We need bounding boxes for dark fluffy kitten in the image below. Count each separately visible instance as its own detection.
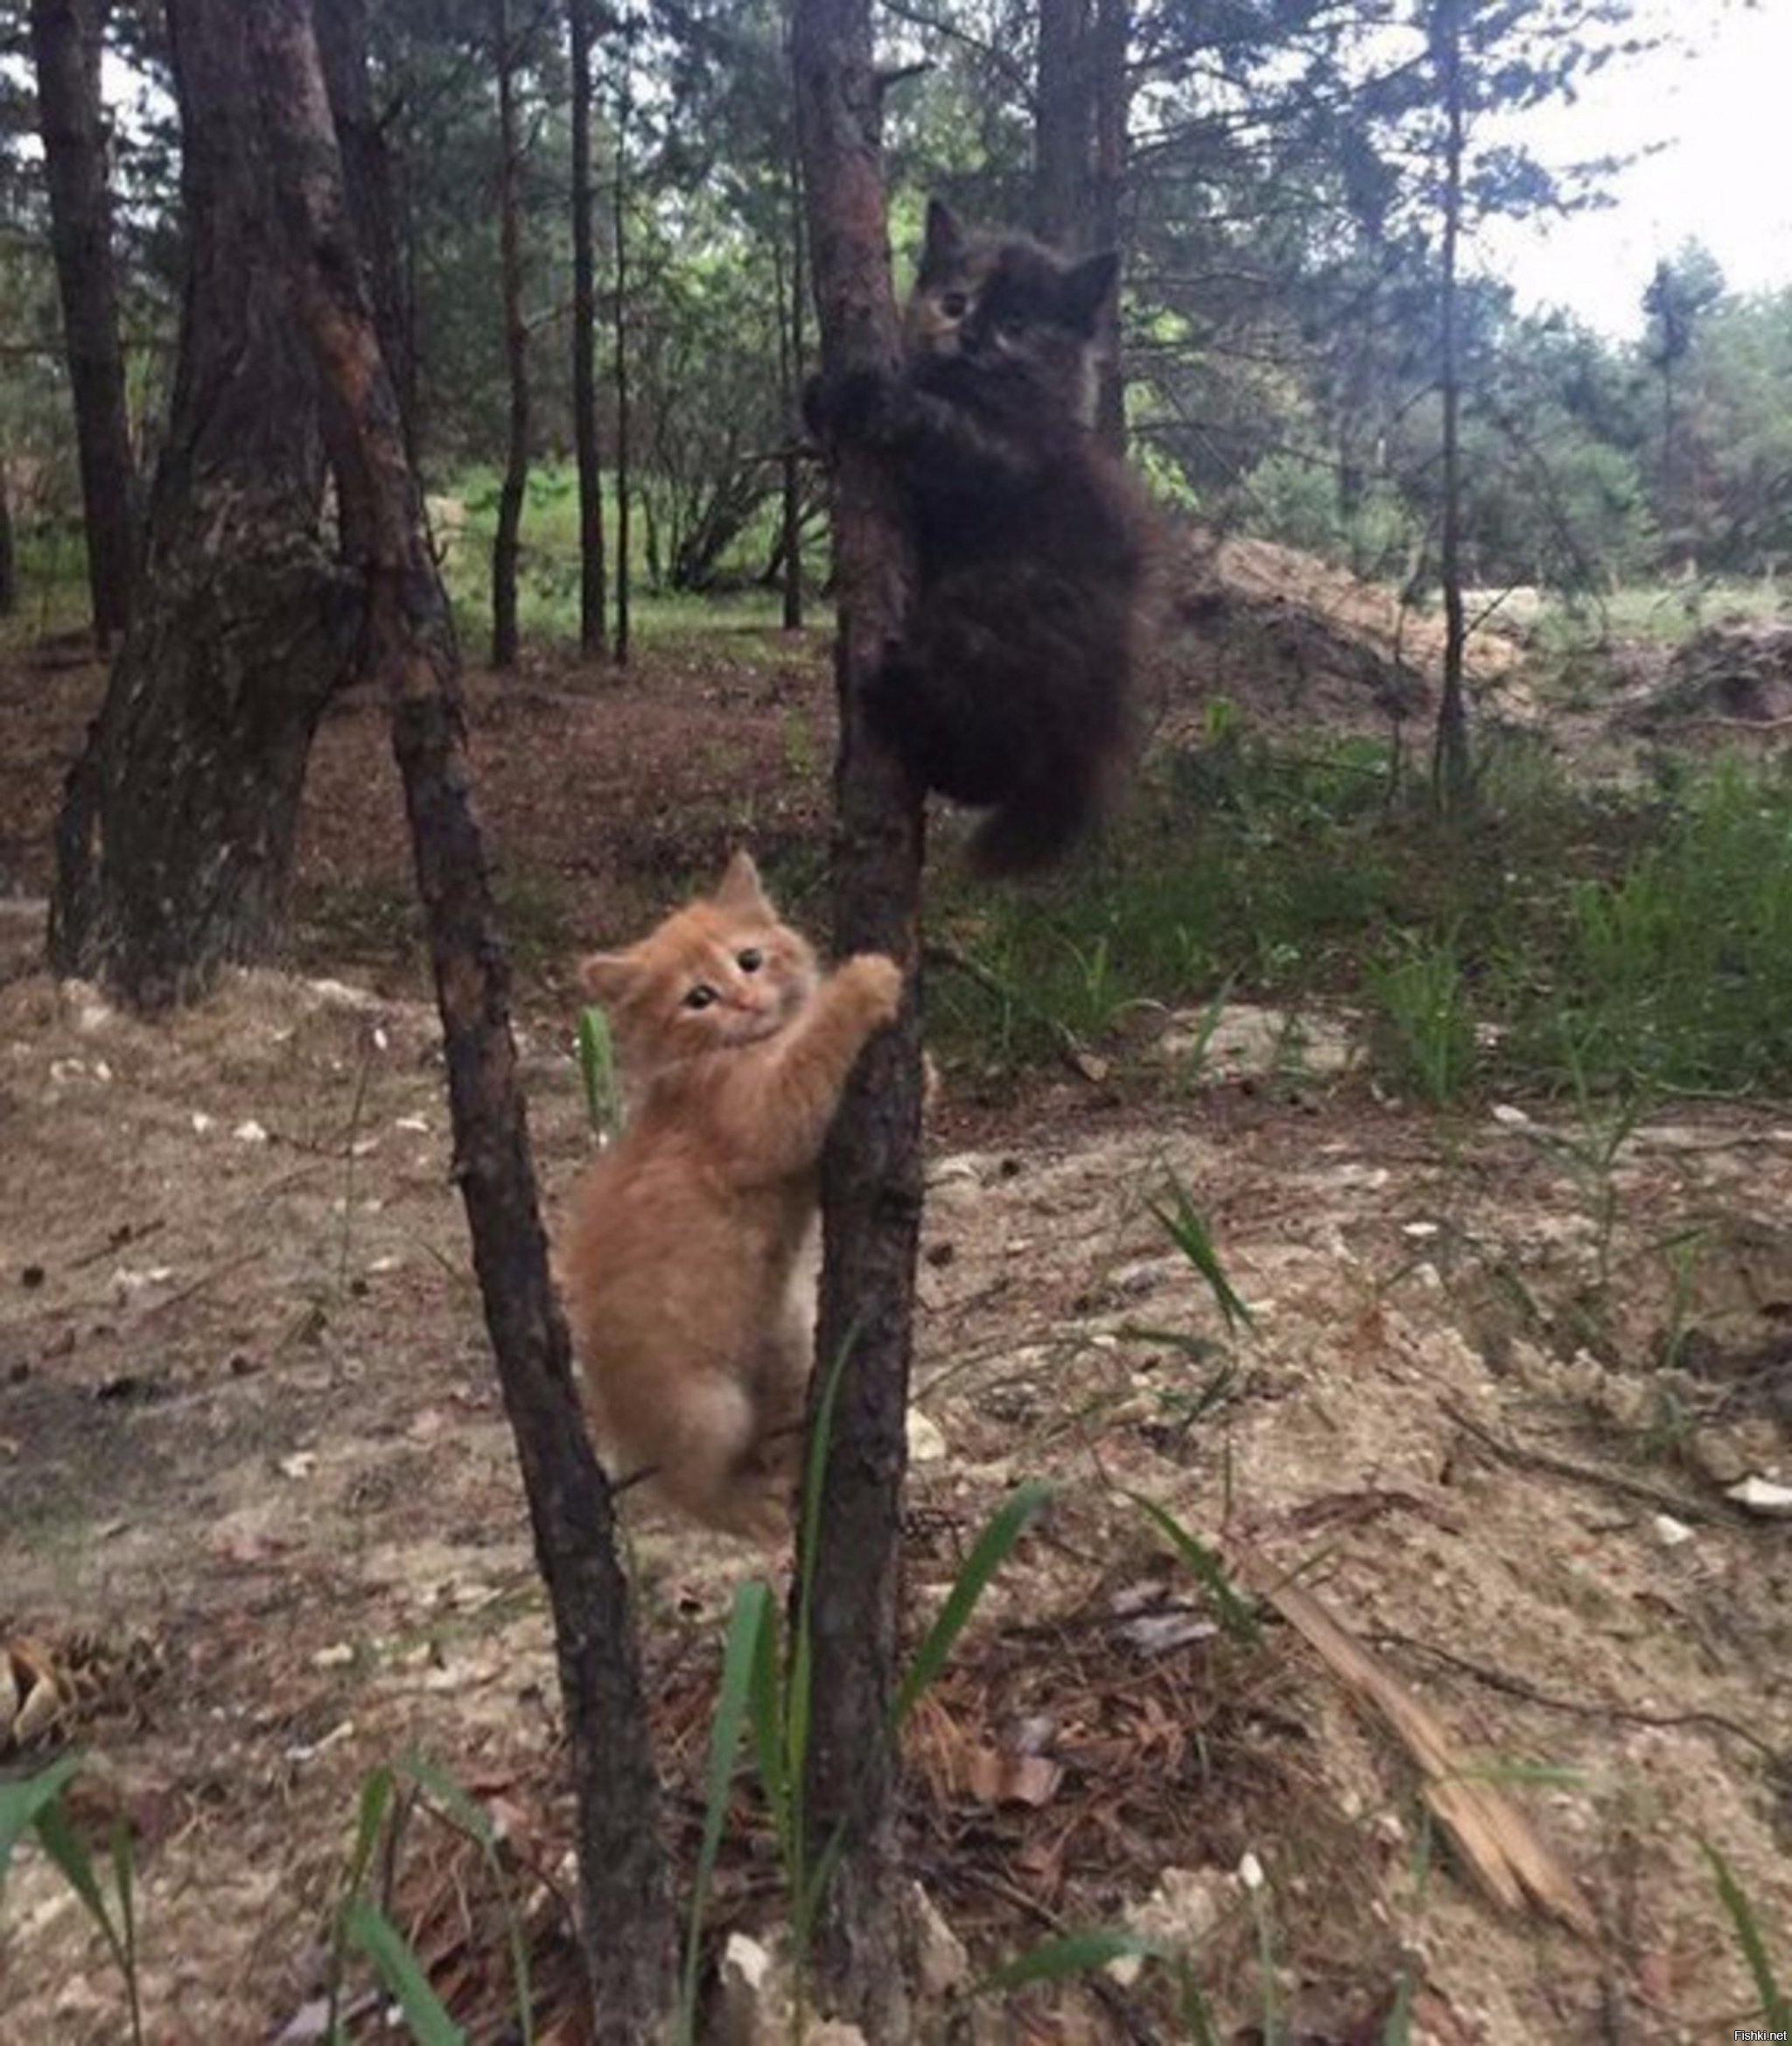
[806,199,1148,876]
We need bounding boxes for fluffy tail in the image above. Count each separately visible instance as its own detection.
[965,767,1102,879]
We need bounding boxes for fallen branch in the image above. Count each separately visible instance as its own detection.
[1440,1398,1744,1527]
[1241,1566,1596,1938]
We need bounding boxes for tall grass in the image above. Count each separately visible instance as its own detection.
[932,734,1792,1106]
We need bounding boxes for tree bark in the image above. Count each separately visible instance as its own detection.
[491,0,529,669]
[610,18,632,667]
[249,3,676,2032]
[29,0,137,642]
[1431,0,1470,805]
[568,0,606,656]
[790,0,926,2034]
[312,0,412,455]
[1034,0,1091,248]
[777,142,807,632]
[1090,0,1129,452]
[47,0,358,1011]
[0,452,15,616]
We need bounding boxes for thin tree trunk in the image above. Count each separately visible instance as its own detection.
[47,0,357,1010]
[312,0,411,456]
[0,452,15,615]
[569,0,606,656]
[790,0,926,2032]
[1034,0,1090,247]
[491,0,528,669]
[1090,0,1129,452]
[250,4,675,2031]
[1432,0,1469,806]
[610,20,632,668]
[774,165,806,632]
[30,0,137,642]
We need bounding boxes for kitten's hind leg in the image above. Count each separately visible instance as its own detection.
[652,1376,791,1542]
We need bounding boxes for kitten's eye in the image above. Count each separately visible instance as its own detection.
[683,984,718,1011]
[737,948,764,972]
[940,291,969,319]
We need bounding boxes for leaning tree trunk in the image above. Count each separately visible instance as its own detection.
[47,0,358,1011]
[250,1,676,2029]
[312,0,411,456]
[568,0,606,656]
[30,0,138,642]
[790,0,927,2032]
[491,0,529,669]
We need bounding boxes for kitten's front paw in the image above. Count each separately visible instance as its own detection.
[804,367,898,444]
[839,952,905,1028]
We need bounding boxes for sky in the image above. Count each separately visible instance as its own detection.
[1479,2,1792,339]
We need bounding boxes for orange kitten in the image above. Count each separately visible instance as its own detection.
[561,852,903,1540]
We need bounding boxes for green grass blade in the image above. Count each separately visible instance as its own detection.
[1125,1490,1260,1643]
[1147,1171,1256,1335]
[982,1927,1163,1992]
[746,1592,791,1858]
[31,1797,120,1955]
[0,1751,83,1893]
[892,1480,1054,1732]
[400,1755,534,2046]
[576,1006,621,1140]
[343,1897,467,2044]
[679,1581,774,2046]
[1700,1839,1789,2029]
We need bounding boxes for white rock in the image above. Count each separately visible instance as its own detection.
[1725,1475,1792,1518]
[906,1409,948,1463]
[1652,1513,1696,1548]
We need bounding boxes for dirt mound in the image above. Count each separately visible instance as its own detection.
[1621,618,1792,734]
[1153,529,1526,741]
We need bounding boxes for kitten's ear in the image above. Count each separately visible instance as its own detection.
[580,951,636,1005]
[712,849,772,917]
[921,198,964,273]
[1061,249,1120,334]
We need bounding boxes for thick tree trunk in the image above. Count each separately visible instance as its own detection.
[569,0,606,656]
[790,0,926,2034]
[29,0,137,642]
[47,0,357,1011]
[1432,0,1470,804]
[491,0,529,669]
[249,3,676,2031]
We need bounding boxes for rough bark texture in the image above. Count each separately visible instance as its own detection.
[312,0,412,454]
[491,0,529,669]
[249,2,676,2031]
[1034,0,1091,247]
[791,0,926,2035]
[47,0,358,1011]
[30,0,137,641]
[569,0,607,655]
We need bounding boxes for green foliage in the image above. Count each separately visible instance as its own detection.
[934,735,1792,1110]
[0,1754,145,2046]
[1700,1839,1789,2034]
[576,1005,622,1142]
